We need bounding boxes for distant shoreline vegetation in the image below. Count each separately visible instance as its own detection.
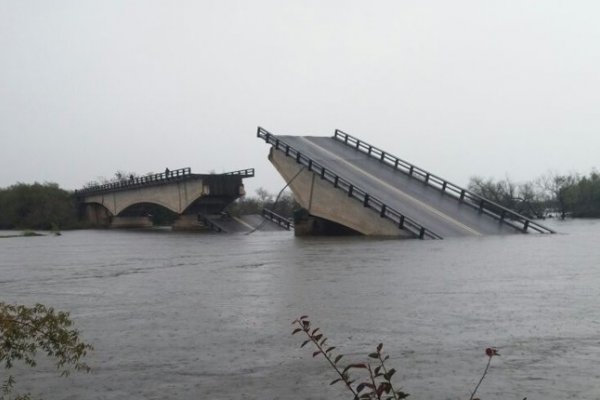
[0,183,80,230]
[467,170,600,219]
[0,230,47,239]
[0,170,598,230]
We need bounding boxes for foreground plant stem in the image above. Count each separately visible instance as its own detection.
[378,352,400,400]
[469,348,499,400]
[294,319,358,398]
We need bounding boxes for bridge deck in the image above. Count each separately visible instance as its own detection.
[278,135,515,237]
[265,131,554,238]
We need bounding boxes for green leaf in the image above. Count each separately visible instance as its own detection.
[368,352,379,359]
[356,382,375,393]
[384,368,396,381]
[335,354,344,364]
[330,378,341,385]
[312,350,321,358]
[377,343,383,352]
[326,346,336,353]
[292,328,302,335]
[343,363,367,373]
[378,382,392,394]
[356,383,366,393]
[300,340,310,348]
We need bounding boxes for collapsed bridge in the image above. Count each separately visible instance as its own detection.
[76,168,255,229]
[257,127,554,239]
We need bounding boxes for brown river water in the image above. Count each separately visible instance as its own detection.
[1,219,599,399]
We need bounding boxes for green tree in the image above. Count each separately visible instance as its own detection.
[0,302,92,399]
[0,183,79,230]
[563,171,600,217]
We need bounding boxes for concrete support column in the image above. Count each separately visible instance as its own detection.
[294,209,360,236]
[110,216,153,229]
[84,204,111,227]
[172,214,209,231]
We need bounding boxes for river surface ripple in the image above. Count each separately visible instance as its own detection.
[1,219,599,399]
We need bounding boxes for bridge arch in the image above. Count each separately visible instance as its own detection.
[116,200,180,216]
[80,179,209,216]
[76,169,252,229]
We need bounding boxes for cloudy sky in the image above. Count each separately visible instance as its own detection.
[1,1,599,194]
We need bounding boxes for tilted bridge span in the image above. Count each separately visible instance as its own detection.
[257,127,554,239]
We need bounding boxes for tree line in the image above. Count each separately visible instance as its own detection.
[0,183,80,230]
[468,170,600,219]
[1,169,598,230]
[0,181,298,230]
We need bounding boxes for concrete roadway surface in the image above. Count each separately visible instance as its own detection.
[275,135,520,238]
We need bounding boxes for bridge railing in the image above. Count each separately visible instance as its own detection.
[262,208,293,230]
[333,129,555,234]
[76,167,192,195]
[224,168,255,178]
[257,127,442,239]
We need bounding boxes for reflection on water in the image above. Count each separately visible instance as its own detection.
[1,219,599,399]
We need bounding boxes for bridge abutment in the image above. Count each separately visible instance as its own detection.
[83,204,112,227]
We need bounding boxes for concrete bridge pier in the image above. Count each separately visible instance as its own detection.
[83,203,112,227]
[172,214,208,231]
[110,216,153,228]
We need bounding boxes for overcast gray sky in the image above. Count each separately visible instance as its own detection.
[1,1,599,195]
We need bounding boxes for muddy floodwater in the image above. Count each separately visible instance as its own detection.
[1,219,599,399]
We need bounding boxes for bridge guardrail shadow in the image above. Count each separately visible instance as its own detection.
[258,127,442,239]
[332,129,555,234]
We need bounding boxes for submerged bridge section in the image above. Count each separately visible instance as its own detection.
[76,167,254,229]
[258,127,554,239]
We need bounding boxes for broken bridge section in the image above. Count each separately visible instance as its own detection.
[257,127,555,239]
[76,167,254,229]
